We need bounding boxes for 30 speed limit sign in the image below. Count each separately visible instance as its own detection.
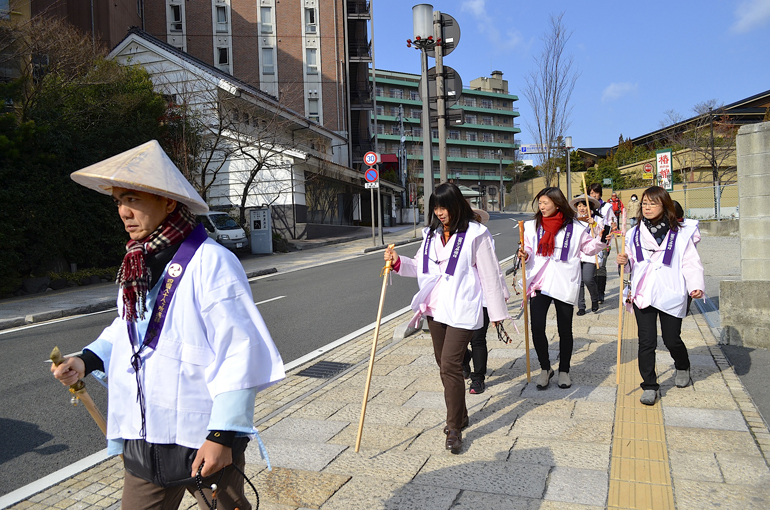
[363,151,379,167]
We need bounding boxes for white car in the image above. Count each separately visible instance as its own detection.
[197,212,248,251]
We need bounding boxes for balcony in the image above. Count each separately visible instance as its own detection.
[348,42,372,62]
[350,88,373,110]
[347,0,371,18]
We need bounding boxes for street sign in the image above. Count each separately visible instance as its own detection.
[365,182,380,189]
[643,162,654,180]
[427,13,461,58]
[363,151,379,167]
[603,178,613,186]
[656,149,673,191]
[519,144,548,154]
[430,108,464,128]
[364,167,379,183]
[419,66,463,109]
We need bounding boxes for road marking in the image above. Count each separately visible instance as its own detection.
[492,232,501,237]
[0,308,117,335]
[255,296,285,306]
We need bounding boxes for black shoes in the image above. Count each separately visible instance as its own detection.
[445,430,462,454]
[576,309,586,316]
[469,380,485,394]
[592,301,600,312]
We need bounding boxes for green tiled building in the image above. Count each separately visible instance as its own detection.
[371,69,520,210]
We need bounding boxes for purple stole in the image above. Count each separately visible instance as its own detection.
[634,226,677,267]
[536,222,574,261]
[423,230,467,276]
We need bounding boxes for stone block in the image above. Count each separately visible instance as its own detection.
[663,408,748,431]
[738,196,770,218]
[543,466,608,507]
[740,259,770,281]
[739,217,770,239]
[739,175,770,198]
[720,280,770,348]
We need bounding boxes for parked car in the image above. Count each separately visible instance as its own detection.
[196,212,248,251]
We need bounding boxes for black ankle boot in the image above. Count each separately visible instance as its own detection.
[596,276,606,302]
[592,301,599,312]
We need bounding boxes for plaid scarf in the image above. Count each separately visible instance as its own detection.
[117,204,197,322]
[537,211,564,258]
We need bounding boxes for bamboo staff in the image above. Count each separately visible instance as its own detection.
[616,208,627,385]
[581,174,600,268]
[355,244,396,452]
[518,221,531,383]
[50,346,107,436]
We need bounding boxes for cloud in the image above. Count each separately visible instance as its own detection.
[732,0,770,33]
[601,82,638,103]
[460,0,521,51]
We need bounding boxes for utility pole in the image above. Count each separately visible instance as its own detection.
[498,149,503,212]
[434,10,447,184]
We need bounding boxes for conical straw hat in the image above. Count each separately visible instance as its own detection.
[71,140,208,214]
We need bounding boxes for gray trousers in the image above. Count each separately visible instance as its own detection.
[578,261,599,309]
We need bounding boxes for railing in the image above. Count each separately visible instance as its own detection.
[347,0,370,16]
[348,42,372,59]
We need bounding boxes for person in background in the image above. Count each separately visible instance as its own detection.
[626,194,641,228]
[610,192,624,218]
[588,183,617,303]
[384,183,509,454]
[517,187,610,390]
[617,186,704,406]
[570,194,604,315]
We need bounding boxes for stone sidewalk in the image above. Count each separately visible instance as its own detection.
[6,259,770,510]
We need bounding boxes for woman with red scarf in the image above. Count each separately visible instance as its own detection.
[517,188,610,390]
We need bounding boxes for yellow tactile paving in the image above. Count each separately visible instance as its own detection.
[608,308,676,510]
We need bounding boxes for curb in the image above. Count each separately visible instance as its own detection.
[0,299,118,332]
[244,267,278,279]
[362,237,421,253]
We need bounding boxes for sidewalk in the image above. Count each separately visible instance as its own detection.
[4,232,770,510]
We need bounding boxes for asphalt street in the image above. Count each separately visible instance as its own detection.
[0,212,526,496]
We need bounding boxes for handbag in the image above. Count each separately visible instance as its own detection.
[123,439,198,487]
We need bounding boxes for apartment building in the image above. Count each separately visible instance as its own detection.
[372,69,520,210]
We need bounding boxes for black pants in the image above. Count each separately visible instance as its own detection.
[530,291,574,373]
[578,261,599,310]
[634,304,690,391]
[463,308,490,383]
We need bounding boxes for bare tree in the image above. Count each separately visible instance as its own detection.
[522,12,580,187]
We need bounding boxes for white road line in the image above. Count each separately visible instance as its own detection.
[492,232,501,237]
[0,308,117,335]
[255,296,285,306]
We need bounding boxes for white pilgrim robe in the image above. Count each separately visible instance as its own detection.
[86,238,285,450]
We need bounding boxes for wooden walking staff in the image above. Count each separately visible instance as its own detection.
[517,221,531,383]
[581,174,600,269]
[50,346,107,436]
[355,244,396,452]
[616,208,627,385]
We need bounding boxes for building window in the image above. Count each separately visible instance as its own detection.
[169,4,182,31]
[481,116,493,126]
[308,98,319,122]
[409,90,419,100]
[431,129,438,139]
[484,150,496,159]
[376,105,384,115]
[503,118,510,124]
[449,147,461,157]
[484,169,497,176]
[482,133,494,142]
[501,101,508,107]
[306,48,318,74]
[262,48,274,74]
[466,148,478,158]
[466,132,478,142]
[449,130,460,140]
[467,168,479,176]
[412,127,422,137]
[305,8,317,33]
[389,106,399,116]
[218,47,229,65]
[481,99,493,109]
[503,134,510,140]
[389,88,404,99]
[389,125,399,135]
[216,6,228,32]
[465,114,477,124]
[376,123,385,134]
[261,7,273,33]
[463,97,476,107]
[410,108,421,118]
[488,186,497,196]
[375,86,384,96]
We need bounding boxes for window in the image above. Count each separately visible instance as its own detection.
[306,48,318,74]
[376,105,384,115]
[412,127,422,137]
[389,106,399,116]
[481,116,493,126]
[243,112,250,126]
[261,7,273,33]
[410,108,421,118]
[262,48,274,74]
[216,6,228,32]
[466,148,478,158]
[375,86,384,96]
[484,150,496,159]
[467,168,479,176]
[488,187,497,196]
[465,114,477,124]
[431,129,438,139]
[463,97,476,107]
[466,132,478,142]
[482,133,494,142]
[169,4,182,31]
[449,130,460,140]
[449,147,461,157]
[502,118,509,124]
[389,125,399,135]
[389,88,404,99]
[501,101,508,107]
[307,98,319,122]
[217,47,229,65]
[409,90,420,100]
[484,169,497,176]
[376,124,385,134]
[481,99,493,109]
[305,8,317,33]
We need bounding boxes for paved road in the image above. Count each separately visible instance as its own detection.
[0,212,526,496]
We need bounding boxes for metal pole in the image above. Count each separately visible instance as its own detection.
[420,47,434,224]
[565,137,572,199]
[498,149,503,212]
[434,11,447,184]
[377,168,384,243]
[370,188,376,245]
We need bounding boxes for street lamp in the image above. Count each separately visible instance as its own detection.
[565,136,572,199]
[498,149,503,212]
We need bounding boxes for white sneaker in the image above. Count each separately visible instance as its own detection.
[640,389,659,405]
[558,371,572,388]
[536,369,554,390]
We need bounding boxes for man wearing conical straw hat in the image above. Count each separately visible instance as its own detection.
[50,140,284,509]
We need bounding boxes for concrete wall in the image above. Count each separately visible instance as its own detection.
[720,121,770,348]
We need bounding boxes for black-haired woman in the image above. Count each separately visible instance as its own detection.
[617,186,704,406]
[517,187,609,390]
[385,183,509,454]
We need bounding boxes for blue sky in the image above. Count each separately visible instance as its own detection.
[371,0,770,148]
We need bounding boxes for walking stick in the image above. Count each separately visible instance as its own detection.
[518,221,531,383]
[355,244,395,452]
[581,174,600,269]
[616,208,627,385]
[50,346,107,436]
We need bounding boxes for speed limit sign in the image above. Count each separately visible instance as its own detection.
[363,151,380,167]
